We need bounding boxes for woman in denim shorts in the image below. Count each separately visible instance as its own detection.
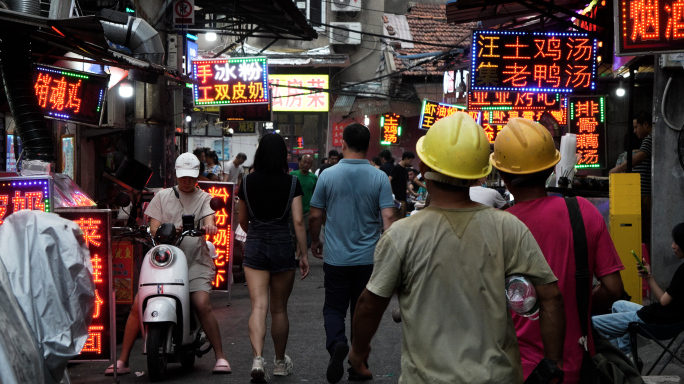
[238,133,310,382]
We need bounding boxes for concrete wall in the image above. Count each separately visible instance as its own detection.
[651,60,684,288]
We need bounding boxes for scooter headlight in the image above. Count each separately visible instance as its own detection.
[150,246,174,267]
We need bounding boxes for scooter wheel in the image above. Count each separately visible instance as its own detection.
[147,323,170,382]
[181,353,195,370]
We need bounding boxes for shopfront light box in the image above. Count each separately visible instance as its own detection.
[419,100,481,130]
[615,0,684,55]
[471,30,597,93]
[568,96,606,169]
[269,74,329,112]
[192,57,269,106]
[468,91,565,111]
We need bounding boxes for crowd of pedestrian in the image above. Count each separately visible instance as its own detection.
[106,113,683,384]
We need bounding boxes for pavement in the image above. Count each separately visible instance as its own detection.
[66,255,403,384]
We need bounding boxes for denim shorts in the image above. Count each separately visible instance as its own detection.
[243,227,297,273]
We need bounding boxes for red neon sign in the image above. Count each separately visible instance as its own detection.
[569,96,606,169]
[481,107,568,144]
[191,58,269,106]
[198,183,236,291]
[467,92,563,111]
[419,100,481,130]
[381,113,401,145]
[33,65,108,126]
[0,178,51,226]
[59,210,112,361]
[616,0,684,54]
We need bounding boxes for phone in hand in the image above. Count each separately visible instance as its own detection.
[631,250,646,271]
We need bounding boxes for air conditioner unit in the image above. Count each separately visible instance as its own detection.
[331,0,361,12]
[329,22,362,45]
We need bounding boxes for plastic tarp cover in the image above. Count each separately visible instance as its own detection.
[0,211,95,384]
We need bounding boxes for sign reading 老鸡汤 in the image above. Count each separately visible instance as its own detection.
[381,113,401,145]
[419,100,481,130]
[471,30,597,93]
[198,182,235,292]
[33,65,109,126]
[568,96,606,169]
[192,58,269,106]
[60,209,114,362]
[467,91,564,111]
[615,0,684,55]
[269,75,329,112]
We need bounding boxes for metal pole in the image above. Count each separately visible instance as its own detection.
[626,64,636,173]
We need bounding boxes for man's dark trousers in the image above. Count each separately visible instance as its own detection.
[323,262,374,355]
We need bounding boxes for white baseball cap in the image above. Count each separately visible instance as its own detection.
[176,152,200,178]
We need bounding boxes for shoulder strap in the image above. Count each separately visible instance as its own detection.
[565,197,592,343]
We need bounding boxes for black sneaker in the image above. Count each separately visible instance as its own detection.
[326,342,349,383]
[347,366,373,381]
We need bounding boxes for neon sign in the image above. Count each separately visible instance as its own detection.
[471,30,597,93]
[568,96,606,169]
[33,65,108,126]
[380,113,401,145]
[192,57,269,106]
[219,103,271,122]
[59,210,113,361]
[0,178,51,226]
[467,92,564,111]
[419,99,481,130]
[198,182,235,292]
[269,74,329,112]
[616,0,684,55]
[480,108,568,144]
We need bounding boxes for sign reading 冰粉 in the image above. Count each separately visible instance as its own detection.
[33,65,109,126]
[419,100,480,130]
[615,0,684,55]
[467,91,564,111]
[471,30,597,93]
[568,96,606,169]
[192,57,269,106]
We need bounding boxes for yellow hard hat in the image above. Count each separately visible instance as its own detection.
[416,112,492,180]
[490,117,560,174]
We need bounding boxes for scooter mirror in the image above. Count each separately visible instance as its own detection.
[209,197,226,211]
[155,223,177,245]
[115,192,131,207]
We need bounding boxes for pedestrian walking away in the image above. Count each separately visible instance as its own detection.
[349,112,566,384]
[309,123,395,383]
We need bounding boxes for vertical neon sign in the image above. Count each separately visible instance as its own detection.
[568,96,606,169]
[198,182,236,292]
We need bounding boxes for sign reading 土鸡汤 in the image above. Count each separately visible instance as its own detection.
[568,96,606,169]
[615,0,684,55]
[467,91,564,111]
[269,74,329,112]
[380,113,402,145]
[192,57,269,106]
[471,30,598,93]
[419,99,481,130]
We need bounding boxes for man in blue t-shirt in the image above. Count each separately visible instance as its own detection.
[310,123,395,383]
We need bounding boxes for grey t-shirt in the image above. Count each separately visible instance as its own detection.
[224,161,244,183]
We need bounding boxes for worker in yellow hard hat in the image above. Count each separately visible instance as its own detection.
[492,117,624,383]
[348,112,565,384]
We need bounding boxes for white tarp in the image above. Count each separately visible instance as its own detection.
[0,211,94,384]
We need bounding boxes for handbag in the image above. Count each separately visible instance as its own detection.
[565,197,644,384]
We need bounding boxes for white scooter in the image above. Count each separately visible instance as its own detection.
[136,198,223,382]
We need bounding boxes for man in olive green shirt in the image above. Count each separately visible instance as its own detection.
[290,154,317,248]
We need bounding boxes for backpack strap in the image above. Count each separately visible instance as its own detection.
[565,196,592,350]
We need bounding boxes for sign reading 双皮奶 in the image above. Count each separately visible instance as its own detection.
[568,96,606,169]
[419,100,481,130]
[33,65,109,126]
[192,58,269,107]
[467,91,564,111]
[269,74,329,112]
[615,0,684,55]
[471,30,597,93]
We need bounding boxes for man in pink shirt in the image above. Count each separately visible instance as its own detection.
[491,118,625,383]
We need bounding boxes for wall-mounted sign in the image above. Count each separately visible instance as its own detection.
[419,100,481,130]
[61,135,75,180]
[220,103,271,122]
[113,241,135,304]
[615,0,684,55]
[332,122,344,147]
[185,39,198,75]
[380,113,401,145]
[33,65,108,126]
[292,148,318,155]
[60,210,113,361]
[468,91,564,111]
[471,30,597,93]
[568,96,606,169]
[0,177,52,225]
[192,57,269,106]
[270,74,329,112]
[198,182,235,292]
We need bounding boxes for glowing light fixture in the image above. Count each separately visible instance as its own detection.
[118,82,133,98]
[205,32,217,41]
[364,115,369,125]
[186,115,192,122]
[616,81,626,97]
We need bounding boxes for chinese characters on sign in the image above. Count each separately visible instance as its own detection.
[332,123,344,147]
[269,75,329,112]
[59,210,113,361]
[198,183,235,291]
[380,113,401,145]
[113,241,134,304]
[0,178,51,226]
[33,65,108,126]
[419,100,481,130]
[192,58,269,106]
[616,0,684,55]
[467,91,564,111]
[568,96,606,168]
[479,108,568,143]
[471,30,597,92]
[219,103,271,122]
